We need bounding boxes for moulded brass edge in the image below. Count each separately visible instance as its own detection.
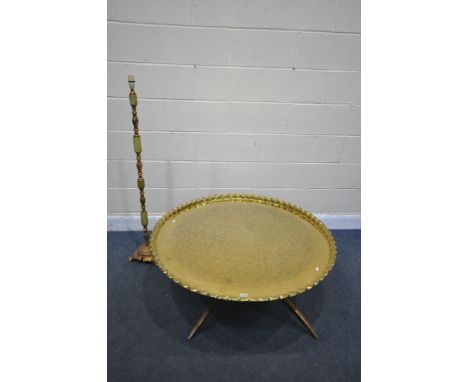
[149,193,337,302]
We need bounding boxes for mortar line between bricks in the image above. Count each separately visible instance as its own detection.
[108,60,360,73]
[262,0,267,28]
[108,212,358,214]
[338,136,348,163]
[333,0,341,32]
[107,187,361,191]
[107,19,361,35]
[190,0,194,25]
[227,30,232,65]
[292,33,300,69]
[107,129,360,138]
[107,96,360,107]
[107,159,361,165]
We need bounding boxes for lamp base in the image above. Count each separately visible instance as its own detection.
[128,243,154,263]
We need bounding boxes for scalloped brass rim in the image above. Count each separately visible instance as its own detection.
[149,193,337,302]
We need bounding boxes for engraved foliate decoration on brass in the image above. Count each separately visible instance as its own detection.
[150,194,337,302]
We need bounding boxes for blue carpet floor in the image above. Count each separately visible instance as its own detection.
[108,230,360,382]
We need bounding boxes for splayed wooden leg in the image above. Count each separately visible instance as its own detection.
[283,298,319,340]
[187,301,220,341]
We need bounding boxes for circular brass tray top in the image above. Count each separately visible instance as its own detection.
[150,194,337,302]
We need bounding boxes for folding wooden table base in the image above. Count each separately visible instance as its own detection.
[187,298,319,341]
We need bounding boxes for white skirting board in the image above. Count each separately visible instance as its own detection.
[107,214,361,231]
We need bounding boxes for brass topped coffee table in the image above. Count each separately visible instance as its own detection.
[150,194,337,340]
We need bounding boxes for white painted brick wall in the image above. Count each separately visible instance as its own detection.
[264,0,337,31]
[108,0,360,219]
[192,0,265,28]
[229,30,296,68]
[335,0,361,33]
[295,33,360,70]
